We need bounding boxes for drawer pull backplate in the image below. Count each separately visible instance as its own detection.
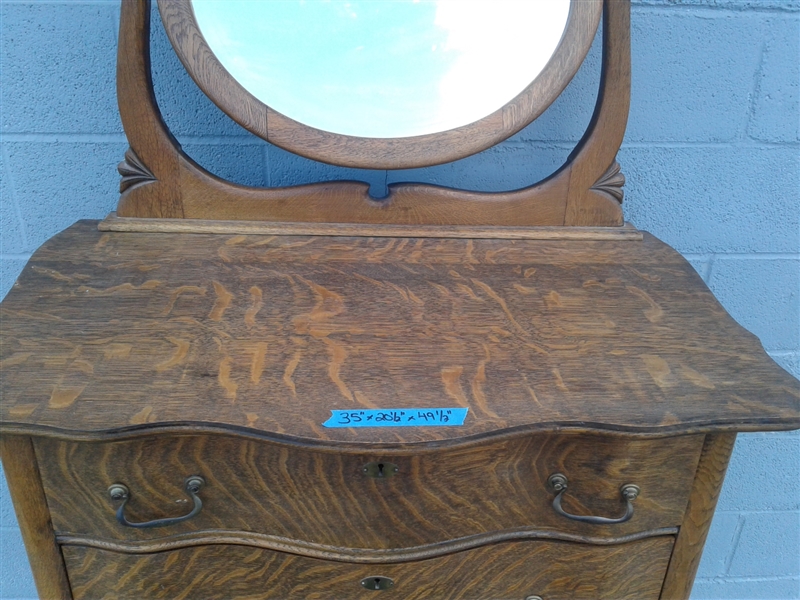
[547,473,639,525]
[108,476,205,529]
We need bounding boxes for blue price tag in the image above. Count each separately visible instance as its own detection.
[323,408,468,428]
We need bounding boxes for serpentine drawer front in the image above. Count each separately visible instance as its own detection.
[36,433,704,550]
[62,537,675,600]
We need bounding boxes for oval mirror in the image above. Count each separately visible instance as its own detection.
[161,0,601,168]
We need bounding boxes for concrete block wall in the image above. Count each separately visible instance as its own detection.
[1,1,797,598]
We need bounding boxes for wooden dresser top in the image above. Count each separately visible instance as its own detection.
[1,221,797,448]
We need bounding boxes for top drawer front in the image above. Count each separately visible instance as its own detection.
[36,432,703,548]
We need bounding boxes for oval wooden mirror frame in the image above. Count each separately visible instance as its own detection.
[109,0,630,232]
[159,0,602,169]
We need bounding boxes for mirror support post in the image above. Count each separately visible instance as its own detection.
[116,0,184,218]
[563,0,631,226]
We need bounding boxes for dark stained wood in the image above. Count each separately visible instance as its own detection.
[62,537,675,600]
[0,435,72,599]
[1,222,798,446]
[115,0,627,227]
[159,0,602,170]
[35,433,703,549]
[661,433,737,600]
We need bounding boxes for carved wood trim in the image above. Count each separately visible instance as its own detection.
[591,161,626,204]
[116,0,630,227]
[118,148,156,193]
[58,527,678,564]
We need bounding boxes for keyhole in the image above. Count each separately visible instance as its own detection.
[377,463,385,477]
[373,578,381,590]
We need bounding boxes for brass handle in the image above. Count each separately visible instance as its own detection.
[108,476,205,529]
[547,473,639,525]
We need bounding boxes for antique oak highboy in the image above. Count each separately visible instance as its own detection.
[1,1,798,599]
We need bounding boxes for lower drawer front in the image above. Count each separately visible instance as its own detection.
[63,537,674,600]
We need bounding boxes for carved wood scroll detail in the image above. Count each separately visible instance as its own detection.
[591,161,625,204]
[118,147,157,193]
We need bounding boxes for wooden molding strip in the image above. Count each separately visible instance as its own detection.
[57,527,678,563]
[2,418,798,454]
[99,213,644,241]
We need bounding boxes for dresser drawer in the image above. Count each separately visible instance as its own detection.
[63,537,675,600]
[36,432,703,548]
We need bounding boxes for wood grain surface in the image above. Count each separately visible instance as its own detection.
[661,433,737,600]
[100,213,644,240]
[1,222,798,445]
[0,436,72,599]
[36,433,701,549]
[62,537,675,600]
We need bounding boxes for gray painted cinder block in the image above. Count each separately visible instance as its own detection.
[633,0,800,11]
[693,577,800,600]
[621,146,800,254]
[509,27,601,144]
[0,2,121,135]
[0,528,36,600]
[719,436,800,512]
[696,512,742,577]
[773,352,800,380]
[727,512,800,578]
[0,259,28,302]
[709,258,800,352]
[268,144,386,190]
[686,256,713,283]
[182,142,269,188]
[0,152,25,256]
[747,16,800,143]
[387,143,570,192]
[0,467,16,529]
[3,142,125,251]
[628,9,764,143]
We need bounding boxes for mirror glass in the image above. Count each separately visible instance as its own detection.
[191,0,571,139]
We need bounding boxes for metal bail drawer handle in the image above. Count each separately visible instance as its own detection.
[547,473,640,525]
[108,476,205,529]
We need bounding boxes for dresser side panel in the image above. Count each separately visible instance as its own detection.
[660,432,737,600]
[0,435,72,599]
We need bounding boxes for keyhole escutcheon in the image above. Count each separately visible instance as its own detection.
[360,576,394,591]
